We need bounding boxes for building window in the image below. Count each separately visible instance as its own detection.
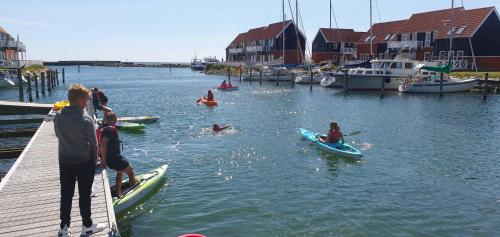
[379,53,385,59]
[456,51,464,61]
[412,32,418,41]
[425,32,431,47]
[389,53,396,59]
[389,34,397,40]
[447,27,457,35]
[455,26,466,35]
[402,33,410,41]
[439,51,447,60]
[332,55,337,62]
[424,52,431,61]
[447,51,455,60]
[384,34,392,41]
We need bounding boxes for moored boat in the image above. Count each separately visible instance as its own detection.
[399,64,478,93]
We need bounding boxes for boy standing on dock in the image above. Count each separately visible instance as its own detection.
[54,84,106,236]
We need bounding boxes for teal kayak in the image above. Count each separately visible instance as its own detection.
[112,165,168,214]
[299,128,363,158]
[116,122,146,130]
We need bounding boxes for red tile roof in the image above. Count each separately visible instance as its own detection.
[227,20,294,48]
[358,19,408,44]
[318,28,364,42]
[400,6,495,39]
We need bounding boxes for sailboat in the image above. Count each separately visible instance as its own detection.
[398,0,478,93]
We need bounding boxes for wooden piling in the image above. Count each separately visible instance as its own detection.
[344,72,349,93]
[52,70,56,89]
[27,74,33,102]
[277,70,280,86]
[291,72,295,88]
[41,72,46,95]
[439,73,443,97]
[56,69,59,86]
[483,73,489,101]
[78,63,81,73]
[62,68,65,84]
[249,68,253,84]
[17,69,24,101]
[259,69,262,85]
[380,76,385,98]
[239,67,242,83]
[47,71,52,93]
[34,74,39,98]
[310,70,313,91]
[227,67,231,83]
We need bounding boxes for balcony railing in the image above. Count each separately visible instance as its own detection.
[0,40,26,51]
[246,46,266,53]
[228,48,245,54]
[387,40,422,50]
[341,47,357,55]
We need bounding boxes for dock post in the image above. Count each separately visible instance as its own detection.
[249,68,252,84]
[62,68,65,84]
[291,72,295,88]
[277,70,280,86]
[27,74,33,102]
[439,73,443,97]
[52,70,56,89]
[344,72,349,93]
[78,63,81,73]
[380,76,385,98]
[310,70,313,91]
[227,67,231,83]
[47,71,52,93]
[259,69,262,85]
[483,73,489,101]
[17,69,24,101]
[239,66,242,83]
[34,74,39,98]
[41,72,46,95]
[56,69,59,86]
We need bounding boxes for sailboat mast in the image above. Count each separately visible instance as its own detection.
[369,0,373,57]
[282,0,285,65]
[448,0,455,63]
[329,0,332,29]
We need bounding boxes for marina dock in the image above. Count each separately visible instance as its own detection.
[0,101,53,115]
[0,119,118,236]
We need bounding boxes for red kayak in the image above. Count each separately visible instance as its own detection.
[217,86,238,91]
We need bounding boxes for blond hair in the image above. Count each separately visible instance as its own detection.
[67,84,90,103]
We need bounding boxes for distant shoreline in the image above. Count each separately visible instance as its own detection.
[43,60,190,68]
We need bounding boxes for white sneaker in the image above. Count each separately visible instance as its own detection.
[80,223,106,236]
[58,225,71,237]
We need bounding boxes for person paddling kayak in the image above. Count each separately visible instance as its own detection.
[220,80,228,89]
[318,121,344,144]
[206,90,215,101]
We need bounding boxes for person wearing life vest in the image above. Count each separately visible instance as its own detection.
[213,124,230,132]
[220,80,228,89]
[99,112,136,198]
[206,90,215,101]
[318,121,344,144]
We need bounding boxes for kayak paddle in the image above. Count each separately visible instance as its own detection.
[344,131,361,136]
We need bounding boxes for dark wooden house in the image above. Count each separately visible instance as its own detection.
[226,20,306,65]
[311,28,364,65]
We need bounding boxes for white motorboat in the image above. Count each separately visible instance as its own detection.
[243,66,290,81]
[399,77,478,93]
[334,58,437,90]
[320,72,343,88]
[0,77,15,88]
[294,69,323,84]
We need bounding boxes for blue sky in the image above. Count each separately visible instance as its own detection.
[1,0,499,62]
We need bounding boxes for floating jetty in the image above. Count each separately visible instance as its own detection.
[0,101,52,115]
[0,119,119,236]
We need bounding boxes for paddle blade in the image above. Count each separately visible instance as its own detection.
[344,131,361,136]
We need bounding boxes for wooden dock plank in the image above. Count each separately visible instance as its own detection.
[0,120,118,237]
[0,101,52,115]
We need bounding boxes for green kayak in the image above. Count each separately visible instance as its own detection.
[112,165,168,214]
[116,122,146,131]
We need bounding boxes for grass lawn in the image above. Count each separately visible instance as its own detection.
[451,71,500,79]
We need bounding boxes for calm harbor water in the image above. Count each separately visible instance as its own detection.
[1,66,500,236]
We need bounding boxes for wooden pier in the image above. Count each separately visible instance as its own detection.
[0,101,52,115]
[0,120,119,236]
